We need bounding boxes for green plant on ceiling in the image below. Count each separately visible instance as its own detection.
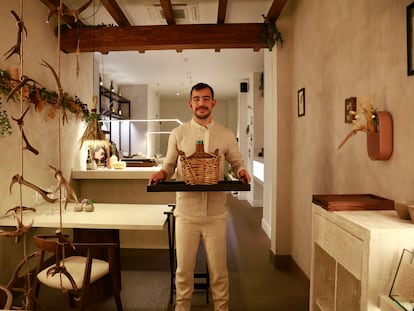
[262,14,284,51]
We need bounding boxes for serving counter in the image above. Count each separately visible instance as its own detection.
[71,167,160,180]
[70,168,175,249]
[71,167,175,205]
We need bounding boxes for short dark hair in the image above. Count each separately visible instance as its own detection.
[190,83,214,99]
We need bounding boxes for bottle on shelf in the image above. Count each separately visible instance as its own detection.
[86,149,92,170]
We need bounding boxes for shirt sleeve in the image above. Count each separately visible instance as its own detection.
[223,130,247,178]
[161,129,179,179]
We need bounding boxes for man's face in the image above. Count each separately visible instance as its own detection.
[189,88,216,120]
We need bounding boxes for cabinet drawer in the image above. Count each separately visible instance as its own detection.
[314,214,364,279]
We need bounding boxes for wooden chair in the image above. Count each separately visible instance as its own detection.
[0,285,12,310]
[33,232,123,311]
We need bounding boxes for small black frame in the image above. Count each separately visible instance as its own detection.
[407,2,414,75]
[298,88,305,117]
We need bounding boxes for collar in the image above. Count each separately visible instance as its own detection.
[191,118,215,129]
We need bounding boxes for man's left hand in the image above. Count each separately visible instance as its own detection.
[239,170,251,184]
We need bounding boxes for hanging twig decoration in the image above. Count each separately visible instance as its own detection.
[11,106,39,155]
[0,212,33,243]
[9,174,57,204]
[48,165,79,210]
[3,10,27,63]
[62,0,93,23]
[6,75,37,102]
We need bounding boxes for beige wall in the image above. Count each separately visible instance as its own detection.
[0,1,92,282]
[276,0,413,276]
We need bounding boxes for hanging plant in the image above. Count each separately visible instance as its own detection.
[0,68,90,136]
[261,15,284,51]
[0,102,12,137]
[259,72,264,97]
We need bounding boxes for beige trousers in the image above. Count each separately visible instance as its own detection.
[174,215,229,311]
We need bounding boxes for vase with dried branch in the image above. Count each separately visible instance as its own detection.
[338,96,378,149]
[79,96,110,167]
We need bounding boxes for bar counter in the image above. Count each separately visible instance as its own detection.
[70,167,175,205]
[70,167,175,249]
[71,167,161,180]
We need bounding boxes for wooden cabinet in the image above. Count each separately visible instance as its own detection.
[310,204,414,311]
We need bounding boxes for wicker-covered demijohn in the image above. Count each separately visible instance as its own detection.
[179,140,220,185]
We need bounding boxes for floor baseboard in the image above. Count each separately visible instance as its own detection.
[269,249,310,290]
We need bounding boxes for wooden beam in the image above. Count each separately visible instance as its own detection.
[266,0,288,21]
[60,23,267,53]
[160,0,176,25]
[101,0,131,27]
[217,0,228,24]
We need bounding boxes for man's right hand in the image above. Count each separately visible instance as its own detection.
[149,170,166,185]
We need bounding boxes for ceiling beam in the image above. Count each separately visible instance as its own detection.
[101,0,131,27]
[160,0,176,25]
[266,0,288,21]
[217,0,228,24]
[60,24,267,53]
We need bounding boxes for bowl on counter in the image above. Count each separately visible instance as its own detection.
[395,202,411,220]
[408,205,414,223]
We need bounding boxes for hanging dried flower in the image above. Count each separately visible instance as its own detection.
[338,96,378,149]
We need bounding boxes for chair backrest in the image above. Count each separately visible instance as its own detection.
[0,285,12,310]
[33,233,118,259]
[33,233,120,293]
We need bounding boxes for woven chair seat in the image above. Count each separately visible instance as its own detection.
[37,256,109,290]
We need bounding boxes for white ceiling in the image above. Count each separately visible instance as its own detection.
[65,0,272,100]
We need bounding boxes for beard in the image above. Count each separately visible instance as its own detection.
[194,107,211,119]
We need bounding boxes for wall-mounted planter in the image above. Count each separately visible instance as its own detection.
[366,111,393,160]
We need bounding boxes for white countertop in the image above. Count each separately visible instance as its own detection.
[0,202,169,230]
[313,204,413,240]
[71,167,161,180]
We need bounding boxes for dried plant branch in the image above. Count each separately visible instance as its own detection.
[338,95,378,150]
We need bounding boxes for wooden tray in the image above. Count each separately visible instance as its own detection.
[147,180,250,192]
[312,194,394,211]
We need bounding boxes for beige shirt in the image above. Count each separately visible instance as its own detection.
[162,119,247,217]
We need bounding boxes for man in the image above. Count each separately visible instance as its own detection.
[150,82,250,311]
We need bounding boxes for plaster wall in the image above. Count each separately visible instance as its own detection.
[0,1,93,283]
[276,0,413,276]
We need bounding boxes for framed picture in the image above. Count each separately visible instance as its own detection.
[407,2,414,75]
[344,97,357,123]
[297,88,305,117]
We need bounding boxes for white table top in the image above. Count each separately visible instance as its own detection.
[71,167,161,180]
[0,202,169,230]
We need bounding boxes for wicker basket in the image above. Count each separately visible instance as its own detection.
[179,149,220,185]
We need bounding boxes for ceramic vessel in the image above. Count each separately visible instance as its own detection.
[407,206,414,223]
[367,111,393,160]
[394,202,411,220]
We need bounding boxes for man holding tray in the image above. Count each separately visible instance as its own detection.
[149,82,250,311]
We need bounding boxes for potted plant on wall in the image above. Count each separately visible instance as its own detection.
[338,95,393,160]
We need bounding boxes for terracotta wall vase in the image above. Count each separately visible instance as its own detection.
[366,111,393,160]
